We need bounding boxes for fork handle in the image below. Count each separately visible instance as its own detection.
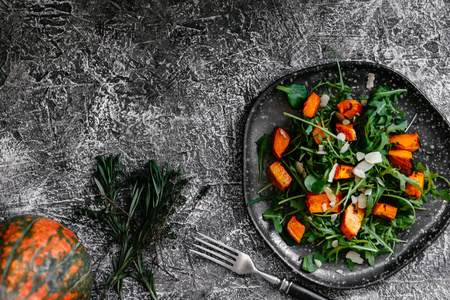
[280,279,330,300]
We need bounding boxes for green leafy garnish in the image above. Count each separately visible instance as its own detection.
[276,84,308,109]
[301,251,326,272]
[304,174,328,194]
[256,133,271,182]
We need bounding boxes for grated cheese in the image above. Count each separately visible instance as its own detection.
[340,142,350,153]
[332,239,339,248]
[365,151,382,164]
[346,251,364,264]
[356,152,366,161]
[331,214,338,222]
[324,186,336,202]
[320,94,330,107]
[314,259,323,268]
[328,163,338,183]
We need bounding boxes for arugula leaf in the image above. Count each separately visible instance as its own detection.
[432,190,450,201]
[346,258,355,271]
[247,195,276,206]
[276,84,308,109]
[263,206,283,233]
[301,251,326,272]
[304,174,328,194]
[256,133,270,182]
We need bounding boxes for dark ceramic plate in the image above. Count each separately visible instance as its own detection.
[243,61,450,289]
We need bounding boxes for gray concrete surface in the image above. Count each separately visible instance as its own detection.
[1,0,450,299]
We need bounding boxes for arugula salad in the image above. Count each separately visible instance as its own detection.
[251,51,450,272]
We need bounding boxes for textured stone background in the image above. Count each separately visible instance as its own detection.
[1,0,450,299]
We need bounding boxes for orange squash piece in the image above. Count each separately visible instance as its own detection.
[267,161,293,192]
[387,150,413,176]
[389,133,421,152]
[287,216,306,243]
[372,203,398,220]
[341,203,365,240]
[406,171,425,199]
[336,100,363,118]
[334,164,354,180]
[336,123,357,141]
[305,191,342,214]
[312,123,330,145]
[303,92,321,118]
[272,127,290,159]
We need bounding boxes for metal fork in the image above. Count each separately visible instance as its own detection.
[190,233,330,300]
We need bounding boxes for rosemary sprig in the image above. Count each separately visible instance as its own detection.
[78,154,188,299]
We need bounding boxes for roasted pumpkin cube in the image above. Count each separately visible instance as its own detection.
[372,203,398,220]
[303,92,321,118]
[272,127,290,159]
[336,123,357,141]
[336,99,363,118]
[305,191,342,214]
[387,150,413,176]
[312,123,328,145]
[334,164,354,180]
[406,171,425,199]
[389,132,421,152]
[267,161,292,192]
[341,203,365,240]
[286,216,306,243]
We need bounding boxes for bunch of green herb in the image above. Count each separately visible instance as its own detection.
[78,154,188,299]
[252,50,450,271]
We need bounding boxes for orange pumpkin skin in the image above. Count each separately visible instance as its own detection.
[0,215,92,300]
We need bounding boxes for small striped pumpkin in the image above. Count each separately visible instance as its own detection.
[0,215,92,299]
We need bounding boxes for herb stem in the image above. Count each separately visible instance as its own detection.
[283,112,338,139]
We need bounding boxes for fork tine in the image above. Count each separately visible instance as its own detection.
[194,237,238,258]
[192,243,235,263]
[189,249,234,271]
[197,232,240,254]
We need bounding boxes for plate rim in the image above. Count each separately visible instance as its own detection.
[242,60,450,290]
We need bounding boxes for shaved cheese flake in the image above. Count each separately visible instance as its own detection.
[365,188,373,196]
[317,150,328,155]
[376,176,385,187]
[331,214,338,222]
[322,203,328,212]
[365,151,382,164]
[342,119,351,125]
[355,160,374,173]
[357,193,367,209]
[328,163,338,183]
[361,99,368,106]
[324,186,336,202]
[340,142,350,154]
[318,145,325,151]
[295,161,304,174]
[320,94,330,107]
[353,168,366,178]
[314,259,323,268]
[356,152,365,161]
[331,239,339,248]
[346,251,364,264]
[366,73,375,90]
[337,132,346,141]
[351,195,358,203]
